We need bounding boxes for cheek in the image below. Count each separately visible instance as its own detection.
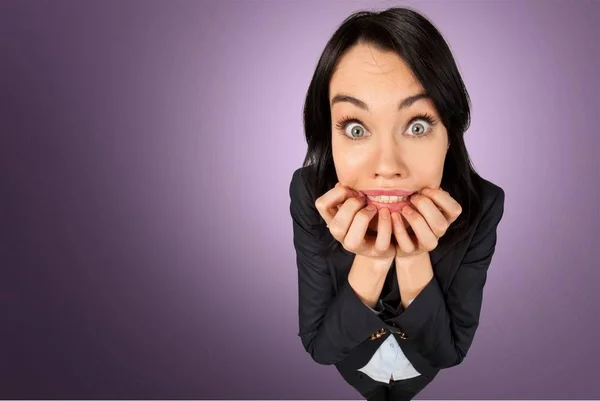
[414,158,445,186]
[431,158,446,177]
[332,154,368,186]
[332,138,370,172]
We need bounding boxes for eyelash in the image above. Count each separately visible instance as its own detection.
[334,113,438,141]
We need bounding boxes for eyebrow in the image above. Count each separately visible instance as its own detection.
[330,92,431,111]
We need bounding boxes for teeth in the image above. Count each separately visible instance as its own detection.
[366,195,410,203]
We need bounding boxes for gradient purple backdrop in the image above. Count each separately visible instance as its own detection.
[1,0,599,399]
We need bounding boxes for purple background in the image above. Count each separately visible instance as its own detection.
[1,0,599,399]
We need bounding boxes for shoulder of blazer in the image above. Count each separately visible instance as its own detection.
[289,166,320,221]
[289,166,310,206]
[457,176,505,267]
[477,176,505,225]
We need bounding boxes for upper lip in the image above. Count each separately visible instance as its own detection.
[361,189,417,196]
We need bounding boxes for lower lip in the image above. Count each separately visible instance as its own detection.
[366,198,412,213]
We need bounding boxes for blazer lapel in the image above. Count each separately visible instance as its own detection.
[430,232,455,266]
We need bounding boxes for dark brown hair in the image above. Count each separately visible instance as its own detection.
[300,6,485,258]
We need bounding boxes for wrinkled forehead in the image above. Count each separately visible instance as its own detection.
[329,45,424,109]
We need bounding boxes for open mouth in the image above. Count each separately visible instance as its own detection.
[365,194,412,203]
[365,197,412,214]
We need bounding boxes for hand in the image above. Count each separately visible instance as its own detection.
[390,187,463,259]
[315,182,396,263]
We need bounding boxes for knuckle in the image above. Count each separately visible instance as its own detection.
[343,238,360,252]
[427,239,439,251]
[432,223,448,237]
[349,197,364,208]
[314,198,324,211]
[427,192,439,202]
[330,229,344,240]
[357,209,373,222]
[328,222,343,237]
[374,242,388,253]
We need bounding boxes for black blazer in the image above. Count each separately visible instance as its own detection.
[289,166,505,380]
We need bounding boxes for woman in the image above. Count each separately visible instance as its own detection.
[289,6,506,401]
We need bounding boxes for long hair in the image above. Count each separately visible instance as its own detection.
[300,6,485,258]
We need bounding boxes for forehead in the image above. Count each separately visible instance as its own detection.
[329,43,423,104]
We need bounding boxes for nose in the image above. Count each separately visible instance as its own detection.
[373,137,407,179]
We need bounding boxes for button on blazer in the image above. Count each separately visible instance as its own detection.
[289,166,505,379]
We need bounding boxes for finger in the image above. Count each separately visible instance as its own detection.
[420,188,463,224]
[401,205,439,252]
[408,193,449,238]
[343,204,378,252]
[374,207,392,253]
[328,195,368,242]
[391,212,416,253]
[315,185,361,226]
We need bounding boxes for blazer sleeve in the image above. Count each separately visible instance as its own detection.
[363,298,386,315]
[389,185,505,369]
[289,168,393,365]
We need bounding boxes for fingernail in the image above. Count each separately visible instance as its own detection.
[403,206,414,215]
[366,204,376,211]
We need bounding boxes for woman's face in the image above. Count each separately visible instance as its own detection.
[329,42,449,233]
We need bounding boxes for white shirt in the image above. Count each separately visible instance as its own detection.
[358,298,421,383]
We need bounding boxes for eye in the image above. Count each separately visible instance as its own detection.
[335,113,438,141]
[335,117,369,141]
[407,119,429,136]
[406,114,437,139]
[345,122,366,140]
